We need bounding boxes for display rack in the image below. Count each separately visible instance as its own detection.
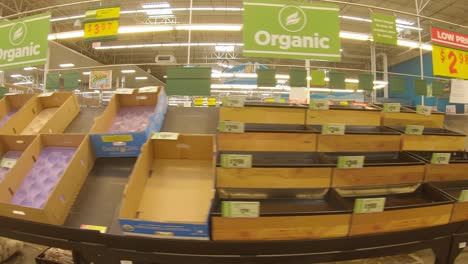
[0,106,466,263]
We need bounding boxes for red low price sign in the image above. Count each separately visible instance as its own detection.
[431,27,468,51]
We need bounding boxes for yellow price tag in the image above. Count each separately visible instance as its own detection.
[101,135,133,142]
[433,45,468,79]
[194,98,204,106]
[265,98,275,103]
[85,7,121,20]
[84,20,119,39]
[207,97,217,106]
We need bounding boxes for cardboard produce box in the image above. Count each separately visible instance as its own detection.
[119,134,216,240]
[219,103,307,125]
[90,88,167,157]
[0,134,94,225]
[430,181,468,222]
[314,125,402,152]
[0,94,36,129]
[307,105,381,126]
[216,151,334,189]
[211,188,352,240]
[0,92,80,135]
[0,135,36,183]
[218,124,319,152]
[337,184,453,236]
[324,152,425,188]
[409,151,468,182]
[373,103,445,128]
[387,126,466,151]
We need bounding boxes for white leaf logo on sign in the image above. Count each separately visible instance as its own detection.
[286,12,300,26]
[278,6,307,33]
[9,22,27,46]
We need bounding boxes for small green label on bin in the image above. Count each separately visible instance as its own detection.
[405,125,424,135]
[115,88,134,94]
[218,121,245,133]
[383,103,401,113]
[459,190,468,202]
[416,105,432,115]
[222,201,260,218]
[431,153,451,165]
[152,132,180,140]
[309,99,329,110]
[222,96,245,107]
[337,156,365,169]
[322,123,345,135]
[354,198,386,213]
[220,154,252,168]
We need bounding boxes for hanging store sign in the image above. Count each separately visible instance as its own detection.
[243,0,341,61]
[432,45,468,79]
[89,70,112,89]
[84,6,120,42]
[0,13,51,71]
[431,27,468,51]
[371,13,397,45]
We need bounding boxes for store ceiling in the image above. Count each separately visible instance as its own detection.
[0,0,467,82]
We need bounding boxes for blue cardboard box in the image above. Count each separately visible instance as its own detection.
[119,134,216,240]
[90,88,167,157]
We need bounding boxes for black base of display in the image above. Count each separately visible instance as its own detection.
[0,215,465,264]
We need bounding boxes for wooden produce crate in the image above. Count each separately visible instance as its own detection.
[0,134,94,225]
[373,103,445,128]
[0,94,36,130]
[430,181,468,222]
[387,126,466,151]
[307,105,381,126]
[217,151,334,189]
[315,125,402,152]
[218,124,319,152]
[219,103,307,124]
[0,92,80,135]
[211,188,352,240]
[409,151,468,182]
[324,152,425,187]
[337,184,453,236]
[0,135,37,184]
[119,134,216,240]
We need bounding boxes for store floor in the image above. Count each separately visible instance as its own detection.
[3,108,468,263]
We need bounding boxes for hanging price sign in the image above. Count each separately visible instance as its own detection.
[84,20,119,40]
[433,45,468,79]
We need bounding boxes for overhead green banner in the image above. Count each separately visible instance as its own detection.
[0,13,51,71]
[64,72,81,90]
[358,73,374,91]
[432,80,449,97]
[414,79,427,96]
[257,69,276,87]
[329,72,346,89]
[289,68,307,87]
[311,70,326,86]
[243,0,341,61]
[46,73,60,90]
[371,13,397,45]
[389,76,405,95]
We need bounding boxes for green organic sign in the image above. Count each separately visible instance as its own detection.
[243,0,341,61]
[0,13,51,70]
[371,13,397,45]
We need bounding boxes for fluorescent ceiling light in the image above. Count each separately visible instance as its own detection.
[421,44,432,51]
[215,45,235,52]
[48,31,83,40]
[397,39,419,49]
[24,67,37,71]
[340,15,372,23]
[175,24,242,31]
[340,31,371,41]
[59,63,75,68]
[396,19,414,25]
[118,25,174,34]
[135,76,148,80]
[146,9,173,16]
[83,72,91,75]
[142,3,170,9]
[121,70,136,73]
[50,15,85,22]
[10,74,22,78]
[95,42,242,50]
[13,81,33,85]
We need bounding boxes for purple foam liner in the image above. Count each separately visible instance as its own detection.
[0,110,18,127]
[0,151,23,182]
[108,106,155,133]
[10,147,77,209]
